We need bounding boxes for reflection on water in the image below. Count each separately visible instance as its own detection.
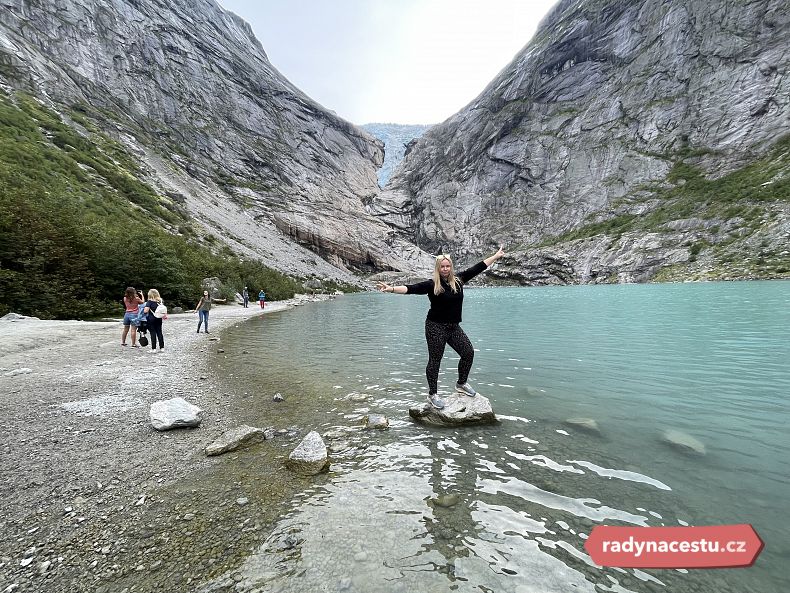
[200,283,790,593]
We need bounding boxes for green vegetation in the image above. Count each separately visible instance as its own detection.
[543,135,790,246]
[0,92,304,319]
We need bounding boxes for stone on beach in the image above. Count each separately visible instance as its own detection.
[661,429,706,456]
[286,430,329,475]
[205,424,268,456]
[1,312,40,321]
[149,397,204,431]
[409,394,497,427]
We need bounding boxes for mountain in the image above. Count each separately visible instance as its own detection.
[361,123,432,186]
[0,0,433,287]
[372,0,790,283]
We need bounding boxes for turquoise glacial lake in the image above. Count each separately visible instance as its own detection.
[202,281,790,593]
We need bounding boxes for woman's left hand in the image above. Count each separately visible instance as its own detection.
[494,246,505,260]
[375,282,391,293]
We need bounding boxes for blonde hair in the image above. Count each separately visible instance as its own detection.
[147,288,163,304]
[433,255,460,295]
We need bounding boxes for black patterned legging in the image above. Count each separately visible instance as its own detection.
[425,319,475,395]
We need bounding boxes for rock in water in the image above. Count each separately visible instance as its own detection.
[205,425,268,456]
[564,417,600,434]
[431,494,461,508]
[661,429,706,456]
[363,414,389,429]
[409,394,497,427]
[287,431,329,475]
[149,397,203,431]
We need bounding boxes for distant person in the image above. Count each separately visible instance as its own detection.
[143,289,166,352]
[195,290,211,333]
[258,289,266,309]
[242,287,249,308]
[121,286,144,347]
[376,246,505,410]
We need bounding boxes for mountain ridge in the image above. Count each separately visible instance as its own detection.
[373,0,790,282]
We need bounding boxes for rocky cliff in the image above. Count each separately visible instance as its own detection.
[0,0,433,280]
[374,0,790,283]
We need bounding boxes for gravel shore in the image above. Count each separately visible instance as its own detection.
[0,296,331,593]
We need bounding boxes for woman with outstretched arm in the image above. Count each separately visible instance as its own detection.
[376,246,505,410]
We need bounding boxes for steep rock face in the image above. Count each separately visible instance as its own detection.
[0,0,433,278]
[374,0,790,281]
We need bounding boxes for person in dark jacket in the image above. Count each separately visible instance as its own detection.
[143,288,165,352]
[376,246,505,409]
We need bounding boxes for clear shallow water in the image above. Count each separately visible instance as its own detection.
[202,282,790,593]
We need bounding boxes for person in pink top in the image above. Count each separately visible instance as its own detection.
[121,286,144,347]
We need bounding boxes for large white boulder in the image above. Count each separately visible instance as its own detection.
[150,397,203,431]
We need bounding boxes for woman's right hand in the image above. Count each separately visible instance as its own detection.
[376,282,392,293]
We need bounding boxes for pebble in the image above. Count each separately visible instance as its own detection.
[236,497,249,506]
[183,513,196,520]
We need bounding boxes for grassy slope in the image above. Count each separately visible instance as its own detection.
[540,136,790,279]
[0,91,319,319]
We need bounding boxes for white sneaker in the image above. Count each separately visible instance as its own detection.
[455,382,477,397]
[427,393,446,409]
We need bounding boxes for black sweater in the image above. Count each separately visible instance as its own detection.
[405,261,487,323]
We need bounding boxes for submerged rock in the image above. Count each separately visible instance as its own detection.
[661,429,706,456]
[149,397,203,431]
[409,394,497,427]
[205,425,268,456]
[431,494,461,508]
[286,431,329,475]
[564,417,600,434]
[363,414,389,429]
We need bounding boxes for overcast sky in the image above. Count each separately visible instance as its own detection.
[218,0,558,125]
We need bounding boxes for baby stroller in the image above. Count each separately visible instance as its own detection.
[132,303,149,346]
